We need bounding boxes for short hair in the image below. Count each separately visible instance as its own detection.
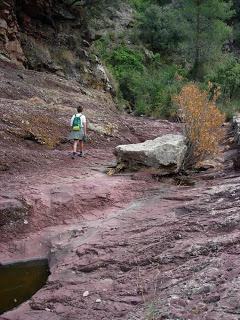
[77,106,83,113]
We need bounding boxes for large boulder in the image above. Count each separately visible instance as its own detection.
[115,134,187,175]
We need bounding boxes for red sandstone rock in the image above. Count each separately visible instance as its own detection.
[1,59,239,320]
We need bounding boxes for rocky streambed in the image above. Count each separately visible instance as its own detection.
[1,153,240,320]
[1,60,240,320]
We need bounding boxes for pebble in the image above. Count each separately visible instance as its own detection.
[96,299,101,303]
[83,291,89,297]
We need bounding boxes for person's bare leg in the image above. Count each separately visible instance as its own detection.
[79,140,83,153]
[72,140,79,158]
[73,140,78,153]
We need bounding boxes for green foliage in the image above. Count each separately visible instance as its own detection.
[233,22,240,47]
[207,56,240,100]
[94,0,239,119]
[144,302,160,320]
[179,0,234,80]
[136,0,234,79]
[108,46,144,75]
[94,40,185,118]
[128,0,148,10]
[138,4,183,54]
[129,0,171,10]
[218,100,240,121]
[125,65,185,118]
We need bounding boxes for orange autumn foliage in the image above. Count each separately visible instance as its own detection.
[175,83,225,166]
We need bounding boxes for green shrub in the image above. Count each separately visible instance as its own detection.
[207,56,240,102]
[128,0,148,10]
[131,65,186,118]
[218,100,240,121]
[107,46,144,76]
[94,39,186,118]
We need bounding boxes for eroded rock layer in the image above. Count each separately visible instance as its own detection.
[0,0,133,90]
[3,171,240,320]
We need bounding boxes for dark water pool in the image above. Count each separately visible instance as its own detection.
[0,258,49,314]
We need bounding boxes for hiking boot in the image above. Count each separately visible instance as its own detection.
[78,151,84,157]
[71,152,77,159]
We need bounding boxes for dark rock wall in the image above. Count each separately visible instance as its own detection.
[0,0,133,90]
[0,0,25,65]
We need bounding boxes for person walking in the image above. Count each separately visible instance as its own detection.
[69,105,87,159]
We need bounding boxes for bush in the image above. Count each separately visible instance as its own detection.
[218,100,240,121]
[129,65,186,118]
[128,0,148,10]
[94,40,186,118]
[175,84,225,167]
[206,56,240,103]
[107,46,144,76]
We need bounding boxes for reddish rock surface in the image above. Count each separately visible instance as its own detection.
[0,1,25,65]
[1,61,240,320]
[2,170,240,320]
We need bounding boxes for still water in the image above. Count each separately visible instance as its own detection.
[0,259,49,314]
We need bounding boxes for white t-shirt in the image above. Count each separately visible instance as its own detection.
[70,113,86,127]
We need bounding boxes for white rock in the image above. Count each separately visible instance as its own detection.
[115,134,187,175]
[96,299,101,303]
[0,18,8,29]
[83,291,89,297]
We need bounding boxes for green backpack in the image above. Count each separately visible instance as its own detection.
[72,115,82,131]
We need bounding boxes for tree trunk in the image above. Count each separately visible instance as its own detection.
[192,0,201,80]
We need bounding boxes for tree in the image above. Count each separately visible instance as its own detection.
[139,4,183,54]
[178,0,234,80]
[138,0,234,79]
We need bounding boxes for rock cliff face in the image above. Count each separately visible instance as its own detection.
[0,0,133,90]
[0,0,25,65]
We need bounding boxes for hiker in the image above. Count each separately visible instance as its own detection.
[69,106,87,159]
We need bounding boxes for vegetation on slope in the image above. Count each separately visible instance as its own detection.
[93,0,240,119]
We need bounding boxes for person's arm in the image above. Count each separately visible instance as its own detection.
[84,119,87,136]
[70,115,75,127]
[82,115,87,136]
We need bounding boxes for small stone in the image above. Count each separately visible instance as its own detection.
[0,18,8,29]
[96,299,101,303]
[83,291,89,297]
[23,219,28,224]
[45,308,51,312]
[13,298,17,303]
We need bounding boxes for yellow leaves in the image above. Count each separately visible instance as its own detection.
[104,122,118,136]
[106,162,125,176]
[174,83,225,165]
[24,114,63,149]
